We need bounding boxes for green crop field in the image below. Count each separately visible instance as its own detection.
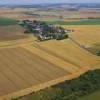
[45,19,100,25]
[79,91,100,100]
[0,17,17,26]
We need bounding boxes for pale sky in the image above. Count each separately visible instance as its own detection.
[0,0,100,5]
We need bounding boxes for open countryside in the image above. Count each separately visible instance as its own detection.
[0,3,100,100]
[0,24,100,100]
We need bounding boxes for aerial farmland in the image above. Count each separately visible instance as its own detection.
[0,3,100,100]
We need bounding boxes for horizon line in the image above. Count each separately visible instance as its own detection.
[0,2,100,5]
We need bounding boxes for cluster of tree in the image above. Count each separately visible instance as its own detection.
[19,20,68,41]
[39,22,68,40]
[14,69,100,100]
[19,20,34,33]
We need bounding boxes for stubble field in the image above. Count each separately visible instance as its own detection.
[0,46,70,99]
[1,34,100,99]
[63,25,100,46]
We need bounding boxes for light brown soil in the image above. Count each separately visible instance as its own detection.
[0,25,28,41]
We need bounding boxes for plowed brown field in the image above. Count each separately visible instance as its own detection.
[0,25,28,41]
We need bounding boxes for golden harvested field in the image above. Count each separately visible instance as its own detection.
[0,38,99,99]
[0,36,99,99]
[32,39,100,69]
[0,46,70,99]
[63,25,100,47]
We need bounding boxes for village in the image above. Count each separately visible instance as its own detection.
[19,20,70,41]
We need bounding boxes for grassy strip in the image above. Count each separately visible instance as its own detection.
[44,19,100,25]
[0,17,18,26]
[87,44,100,56]
[78,91,100,100]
